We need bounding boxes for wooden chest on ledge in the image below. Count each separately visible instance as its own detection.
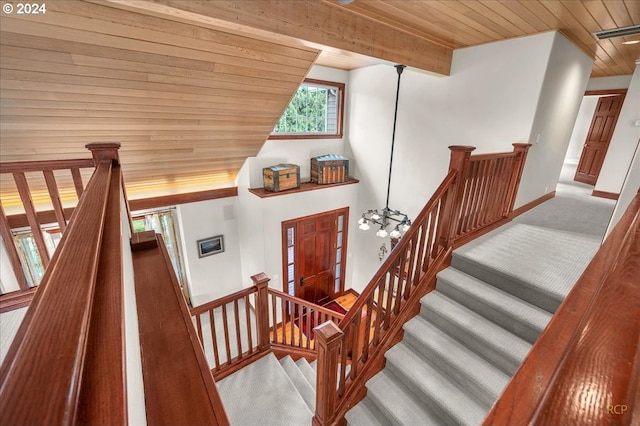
[263,164,300,192]
[311,154,350,185]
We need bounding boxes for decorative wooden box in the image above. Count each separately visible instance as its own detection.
[263,164,300,192]
[311,154,350,185]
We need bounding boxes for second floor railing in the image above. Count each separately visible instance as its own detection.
[190,275,345,381]
[0,144,129,425]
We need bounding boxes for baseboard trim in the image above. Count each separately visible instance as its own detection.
[591,190,619,200]
[510,191,556,219]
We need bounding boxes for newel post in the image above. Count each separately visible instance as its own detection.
[251,273,271,351]
[86,143,121,166]
[313,321,343,426]
[504,143,532,215]
[440,146,475,249]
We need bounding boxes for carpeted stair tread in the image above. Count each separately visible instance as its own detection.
[365,369,446,426]
[280,356,316,411]
[437,267,553,343]
[452,223,600,312]
[217,353,312,425]
[345,396,390,426]
[295,358,317,388]
[403,315,510,408]
[420,291,531,375]
[385,342,487,426]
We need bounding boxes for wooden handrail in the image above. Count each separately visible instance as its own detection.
[0,158,95,173]
[190,286,257,316]
[268,287,346,321]
[0,150,126,424]
[339,171,457,328]
[315,143,532,425]
[132,231,229,425]
[484,191,640,426]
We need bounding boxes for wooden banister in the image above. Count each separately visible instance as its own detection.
[132,232,229,426]
[312,321,343,426]
[505,143,532,214]
[77,162,127,424]
[484,191,640,426]
[252,273,271,351]
[0,152,97,298]
[315,143,534,425]
[0,156,123,424]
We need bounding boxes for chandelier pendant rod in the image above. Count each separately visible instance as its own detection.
[385,64,406,213]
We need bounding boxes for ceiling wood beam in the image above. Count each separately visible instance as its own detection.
[103,0,453,75]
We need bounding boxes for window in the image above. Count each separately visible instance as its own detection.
[131,208,190,302]
[270,79,344,139]
[12,226,61,288]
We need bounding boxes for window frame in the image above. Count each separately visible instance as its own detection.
[269,78,345,140]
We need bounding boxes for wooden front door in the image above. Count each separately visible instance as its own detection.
[574,94,625,185]
[282,208,348,304]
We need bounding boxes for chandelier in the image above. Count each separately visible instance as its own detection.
[358,65,411,241]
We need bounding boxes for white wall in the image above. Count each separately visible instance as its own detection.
[346,31,591,288]
[235,65,358,295]
[0,238,20,293]
[177,198,243,306]
[121,194,147,426]
[565,96,599,162]
[606,140,640,237]
[586,75,633,91]
[595,62,640,194]
[516,32,593,205]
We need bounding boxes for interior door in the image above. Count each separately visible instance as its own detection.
[574,94,625,185]
[296,213,335,304]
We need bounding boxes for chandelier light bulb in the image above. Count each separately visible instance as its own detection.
[358,217,366,225]
[402,223,411,232]
[359,222,370,231]
[389,227,401,239]
[371,213,380,220]
[376,227,388,238]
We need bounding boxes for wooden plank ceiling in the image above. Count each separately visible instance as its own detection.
[0,0,638,210]
[340,0,640,77]
[0,0,319,207]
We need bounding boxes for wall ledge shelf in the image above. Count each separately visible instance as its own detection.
[248,178,359,198]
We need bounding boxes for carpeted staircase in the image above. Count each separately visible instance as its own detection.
[345,220,600,425]
[216,210,604,425]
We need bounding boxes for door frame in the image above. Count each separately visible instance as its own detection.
[574,88,627,186]
[281,207,349,302]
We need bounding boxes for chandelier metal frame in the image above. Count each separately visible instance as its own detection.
[358,64,411,241]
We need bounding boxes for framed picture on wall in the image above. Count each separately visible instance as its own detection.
[197,235,224,258]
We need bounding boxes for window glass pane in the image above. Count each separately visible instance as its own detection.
[287,246,294,263]
[271,80,342,137]
[337,231,342,248]
[338,215,343,232]
[336,247,342,263]
[13,227,62,287]
[132,218,146,233]
[287,227,294,246]
[335,264,340,279]
[287,264,294,282]
[335,278,340,293]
